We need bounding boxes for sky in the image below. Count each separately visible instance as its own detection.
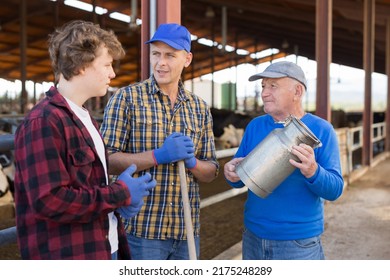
[0,55,387,113]
[199,55,388,112]
[0,0,386,113]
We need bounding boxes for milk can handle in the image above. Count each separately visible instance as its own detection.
[275,115,293,126]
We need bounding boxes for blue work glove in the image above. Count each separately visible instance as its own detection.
[117,164,156,208]
[153,132,195,165]
[117,200,143,219]
[184,156,197,169]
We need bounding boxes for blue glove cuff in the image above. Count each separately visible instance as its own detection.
[185,157,197,169]
[152,149,161,165]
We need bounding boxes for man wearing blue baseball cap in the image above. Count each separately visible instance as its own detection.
[100,23,219,260]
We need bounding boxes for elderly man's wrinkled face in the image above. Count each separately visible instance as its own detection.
[261,77,301,121]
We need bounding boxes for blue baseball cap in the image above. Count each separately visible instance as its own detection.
[145,23,191,52]
[248,61,307,89]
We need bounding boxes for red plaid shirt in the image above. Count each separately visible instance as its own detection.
[14,87,131,259]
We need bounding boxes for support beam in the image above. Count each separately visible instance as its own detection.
[141,0,151,81]
[20,0,27,114]
[386,18,390,152]
[141,0,181,80]
[211,19,215,108]
[315,0,332,122]
[362,0,375,166]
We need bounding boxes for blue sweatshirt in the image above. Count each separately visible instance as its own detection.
[227,113,344,240]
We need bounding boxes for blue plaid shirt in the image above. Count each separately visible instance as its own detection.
[100,76,219,240]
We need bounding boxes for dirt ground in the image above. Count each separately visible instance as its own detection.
[321,156,390,260]
[205,156,390,260]
[1,157,389,260]
[201,156,390,260]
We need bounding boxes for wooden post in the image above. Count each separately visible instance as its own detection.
[178,161,197,260]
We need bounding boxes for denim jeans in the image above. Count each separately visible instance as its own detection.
[0,226,17,247]
[111,251,118,260]
[127,233,200,260]
[242,227,325,260]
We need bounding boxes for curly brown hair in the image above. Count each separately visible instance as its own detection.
[48,20,125,84]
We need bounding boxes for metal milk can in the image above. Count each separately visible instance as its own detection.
[236,115,322,198]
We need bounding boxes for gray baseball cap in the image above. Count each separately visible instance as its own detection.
[248,61,307,89]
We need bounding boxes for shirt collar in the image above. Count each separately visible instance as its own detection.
[46,86,68,109]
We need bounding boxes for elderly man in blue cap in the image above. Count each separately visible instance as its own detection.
[100,23,219,260]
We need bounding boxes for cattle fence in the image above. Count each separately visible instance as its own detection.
[201,122,387,207]
[0,122,388,248]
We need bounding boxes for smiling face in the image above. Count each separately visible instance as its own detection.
[261,77,304,121]
[150,41,192,92]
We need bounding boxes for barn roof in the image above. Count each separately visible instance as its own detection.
[0,0,389,88]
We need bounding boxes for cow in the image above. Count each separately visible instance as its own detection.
[344,111,385,127]
[0,133,15,198]
[210,108,387,150]
[211,108,256,150]
[0,164,8,197]
[215,124,244,150]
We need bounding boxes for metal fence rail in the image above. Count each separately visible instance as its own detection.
[0,134,15,153]
[0,122,388,248]
[203,123,387,208]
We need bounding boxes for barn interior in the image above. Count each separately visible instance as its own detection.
[0,0,389,161]
[0,0,389,106]
[1,0,390,261]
